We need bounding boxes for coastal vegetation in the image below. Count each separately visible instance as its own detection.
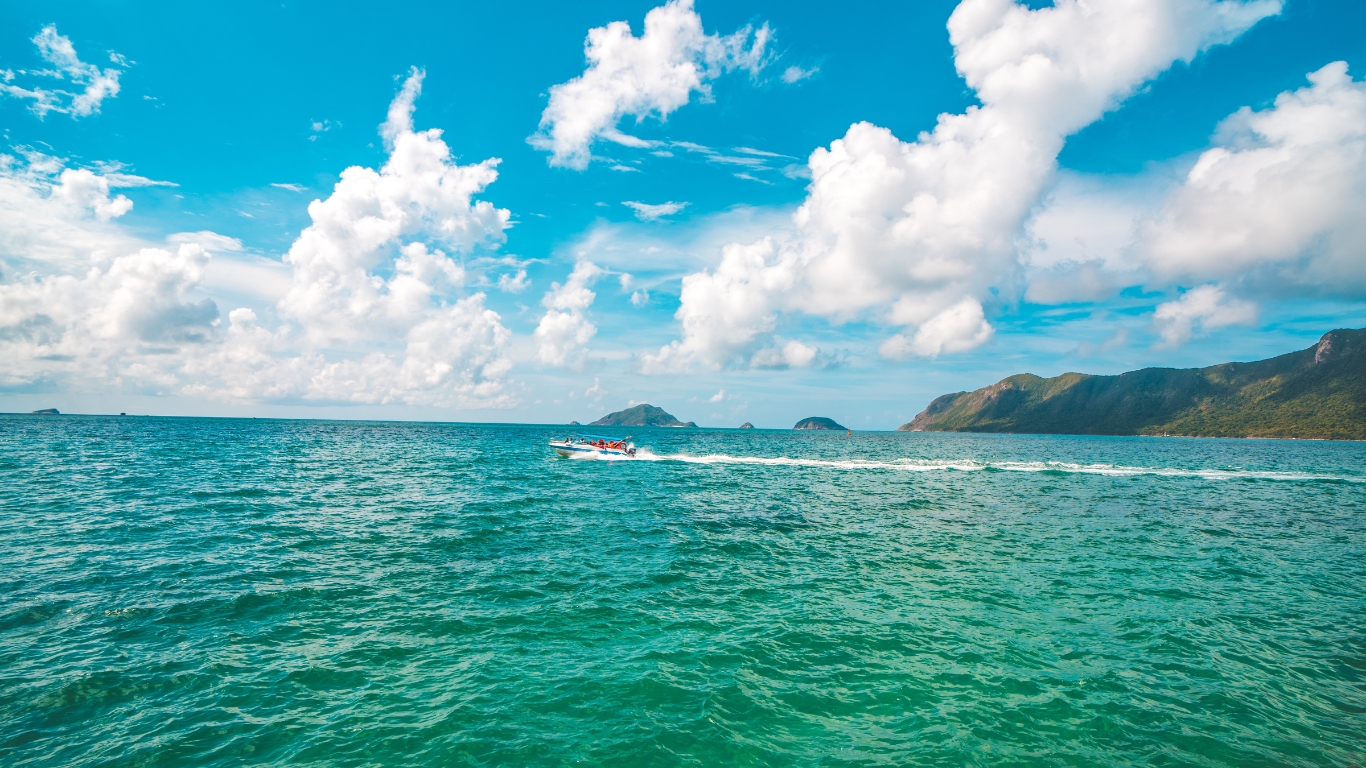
[794,417,847,431]
[901,328,1365,439]
[591,404,696,428]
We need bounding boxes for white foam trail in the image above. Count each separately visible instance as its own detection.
[607,452,1362,482]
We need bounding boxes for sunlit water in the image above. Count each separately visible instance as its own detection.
[2,416,1364,766]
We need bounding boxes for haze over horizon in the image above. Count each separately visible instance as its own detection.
[3,0,1364,430]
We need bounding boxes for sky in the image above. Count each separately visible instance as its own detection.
[1,0,1364,429]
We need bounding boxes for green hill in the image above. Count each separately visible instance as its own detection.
[591,404,696,428]
[794,417,847,431]
[899,328,1366,440]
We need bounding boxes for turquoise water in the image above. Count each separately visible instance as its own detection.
[2,416,1364,767]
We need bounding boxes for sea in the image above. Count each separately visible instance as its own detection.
[2,415,1364,767]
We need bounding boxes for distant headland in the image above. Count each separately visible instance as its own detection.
[902,328,1365,440]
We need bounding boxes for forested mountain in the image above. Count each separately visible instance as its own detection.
[901,329,1365,440]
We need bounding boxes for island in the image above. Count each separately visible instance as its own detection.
[591,404,696,428]
[31,408,59,415]
[794,416,847,431]
[739,422,754,429]
[901,328,1365,440]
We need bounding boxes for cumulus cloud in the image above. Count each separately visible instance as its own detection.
[237,68,516,405]
[2,69,519,408]
[0,241,219,392]
[534,261,604,367]
[185,292,513,406]
[497,269,529,293]
[54,168,135,221]
[878,298,994,360]
[623,200,688,220]
[750,339,817,369]
[0,152,157,277]
[530,0,771,169]
[1139,61,1366,295]
[279,69,507,344]
[648,0,1279,369]
[645,237,793,370]
[1152,285,1258,348]
[1,25,123,118]
[1018,59,1366,332]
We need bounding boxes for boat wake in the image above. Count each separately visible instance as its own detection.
[576,450,1362,482]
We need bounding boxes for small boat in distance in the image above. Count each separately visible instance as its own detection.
[551,434,638,459]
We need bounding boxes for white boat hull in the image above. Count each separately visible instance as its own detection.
[550,440,635,459]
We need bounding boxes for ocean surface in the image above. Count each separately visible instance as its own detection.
[2,416,1364,767]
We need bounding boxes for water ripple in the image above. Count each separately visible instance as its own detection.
[1,417,1364,766]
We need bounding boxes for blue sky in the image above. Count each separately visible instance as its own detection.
[1,0,1363,428]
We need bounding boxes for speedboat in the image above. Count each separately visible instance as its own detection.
[550,434,637,458]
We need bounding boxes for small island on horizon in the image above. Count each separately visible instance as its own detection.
[590,404,696,428]
[794,417,847,431]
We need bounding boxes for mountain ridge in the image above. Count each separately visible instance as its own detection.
[900,328,1365,440]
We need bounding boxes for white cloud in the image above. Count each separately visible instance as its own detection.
[1,26,123,118]
[645,237,792,370]
[1152,285,1258,347]
[534,261,604,367]
[271,183,306,192]
[649,0,1279,370]
[529,0,771,169]
[750,339,817,369]
[781,65,818,84]
[672,140,787,174]
[0,156,274,395]
[0,152,146,275]
[167,231,243,252]
[559,204,795,273]
[707,388,726,402]
[279,68,508,346]
[53,168,133,221]
[1021,170,1168,273]
[497,269,529,293]
[631,289,650,306]
[878,298,994,359]
[0,243,218,391]
[1139,61,1366,296]
[623,200,688,220]
[733,146,793,159]
[1020,60,1366,315]
[185,292,512,406]
[1,68,519,408]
